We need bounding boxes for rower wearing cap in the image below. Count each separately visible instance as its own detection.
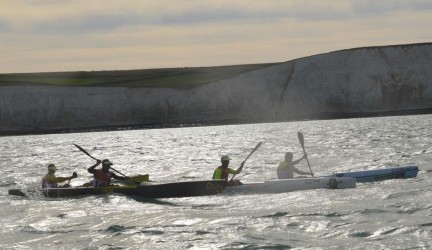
[42,164,78,188]
[87,159,130,187]
[212,155,245,183]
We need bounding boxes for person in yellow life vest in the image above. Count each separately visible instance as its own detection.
[212,155,245,184]
[277,152,313,179]
[87,159,130,187]
[42,164,78,188]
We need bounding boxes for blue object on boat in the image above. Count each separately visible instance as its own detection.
[327,166,419,182]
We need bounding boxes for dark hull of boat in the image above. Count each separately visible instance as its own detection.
[8,180,226,199]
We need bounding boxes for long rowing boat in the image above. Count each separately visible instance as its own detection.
[8,180,226,199]
[224,177,356,194]
[326,166,419,182]
[112,174,150,185]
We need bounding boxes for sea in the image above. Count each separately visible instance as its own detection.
[1,114,431,249]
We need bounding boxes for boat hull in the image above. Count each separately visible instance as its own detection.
[8,180,226,199]
[327,166,419,182]
[224,177,356,194]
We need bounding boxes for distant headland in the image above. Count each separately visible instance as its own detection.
[1,42,431,135]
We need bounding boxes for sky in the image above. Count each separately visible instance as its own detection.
[1,0,431,74]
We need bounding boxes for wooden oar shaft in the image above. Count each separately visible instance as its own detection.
[229,141,262,182]
[73,143,132,181]
[74,143,99,161]
[301,145,313,176]
[297,132,314,177]
[110,167,128,178]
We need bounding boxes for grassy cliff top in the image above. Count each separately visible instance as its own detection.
[0,63,280,88]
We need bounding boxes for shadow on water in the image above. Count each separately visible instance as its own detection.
[104,224,166,237]
[125,195,223,209]
[124,195,181,206]
[21,225,87,235]
[225,242,293,249]
[358,208,388,215]
[191,203,226,209]
[259,212,289,218]
[105,225,134,236]
[384,189,422,199]
[419,222,432,227]
[97,243,125,250]
[258,212,345,219]
[347,231,373,238]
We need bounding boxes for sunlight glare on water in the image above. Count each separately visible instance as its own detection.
[1,114,431,249]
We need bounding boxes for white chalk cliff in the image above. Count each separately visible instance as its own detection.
[1,43,431,133]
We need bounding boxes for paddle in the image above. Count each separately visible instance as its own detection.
[229,141,263,182]
[113,174,151,186]
[297,132,314,177]
[64,172,78,188]
[73,143,139,185]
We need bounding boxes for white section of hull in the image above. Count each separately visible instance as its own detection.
[224,177,356,194]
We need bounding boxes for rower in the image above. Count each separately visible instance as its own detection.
[212,155,244,185]
[87,159,131,187]
[42,164,78,188]
[277,152,313,179]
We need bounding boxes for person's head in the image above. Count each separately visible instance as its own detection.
[284,152,293,162]
[101,159,113,172]
[221,155,230,168]
[47,164,57,173]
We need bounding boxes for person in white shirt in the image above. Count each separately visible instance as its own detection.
[277,152,313,179]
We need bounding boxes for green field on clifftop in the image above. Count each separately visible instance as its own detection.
[0,63,279,88]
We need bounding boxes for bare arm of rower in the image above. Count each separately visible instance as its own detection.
[45,174,76,184]
[292,167,313,176]
[292,153,307,165]
[54,176,73,182]
[111,173,130,181]
[229,161,245,174]
[87,160,101,173]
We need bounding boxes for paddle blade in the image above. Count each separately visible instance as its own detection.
[131,174,149,183]
[297,132,313,176]
[297,132,305,147]
[73,143,98,161]
[253,141,263,152]
[73,143,83,151]
[245,141,263,161]
[115,174,150,186]
[74,143,87,155]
